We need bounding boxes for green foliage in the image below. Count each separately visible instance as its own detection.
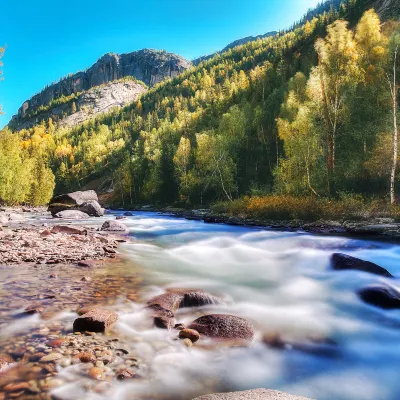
[5,0,400,209]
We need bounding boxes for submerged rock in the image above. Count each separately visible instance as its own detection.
[192,389,312,400]
[101,220,128,232]
[188,314,255,341]
[358,284,400,309]
[331,253,393,278]
[73,309,118,333]
[179,328,200,343]
[147,289,223,330]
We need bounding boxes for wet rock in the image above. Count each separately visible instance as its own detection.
[47,338,67,348]
[123,212,133,216]
[331,253,393,278]
[73,309,118,333]
[116,368,136,380]
[358,284,400,309]
[154,315,175,330]
[179,329,200,343]
[78,260,97,268]
[183,338,193,347]
[51,225,87,235]
[73,352,96,363]
[0,354,13,371]
[174,323,185,330]
[192,389,312,400]
[40,353,63,362]
[24,304,44,315]
[148,290,223,331]
[4,382,30,392]
[147,290,223,314]
[81,276,92,282]
[100,220,128,232]
[54,210,90,220]
[49,190,99,215]
[88,366,104,380]
[116,216,127,220]
[188,314,255,341]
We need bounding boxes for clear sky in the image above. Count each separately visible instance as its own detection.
[0,0,320,128]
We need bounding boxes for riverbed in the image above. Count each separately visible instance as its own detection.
[2,211,400,400]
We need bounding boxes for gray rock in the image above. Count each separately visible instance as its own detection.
[79,200,105,217]
[52,190,99,206]
[54,210,89,219]
[192,389,312,400]
[188,314,255,341]
[100,220,128,232]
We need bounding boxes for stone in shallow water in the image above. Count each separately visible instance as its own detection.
[331,253,393,278]
[188,314,255,341]
[179,328,200,343]
[101,220,128,232]
[73,309,118,333]
[192,389,312,400]
[54,210,90,220]
[358,284,400,309]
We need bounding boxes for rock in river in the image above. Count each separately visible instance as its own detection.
[101,220,128,232]
[79,200,105,217]
[54,210,90,220]
[192,389,312,400]
[73,309,118,333]
[188,314,255,341]
[147,289,223,330]
[358,284,400,309]
[331,253,393,278]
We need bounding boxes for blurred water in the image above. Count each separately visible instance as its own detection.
[34,211,400,399]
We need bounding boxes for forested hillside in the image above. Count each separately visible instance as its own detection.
[1,0,400,210]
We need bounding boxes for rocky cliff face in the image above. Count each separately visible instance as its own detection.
[13,79,147,130]
[11,49,191,130]
[372,0,400,18]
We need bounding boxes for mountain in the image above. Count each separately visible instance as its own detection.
[192,31,277,65]
[10,49,191,130]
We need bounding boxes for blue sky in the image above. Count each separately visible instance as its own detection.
[0,0,320,128]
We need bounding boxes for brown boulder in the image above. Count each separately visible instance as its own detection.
[51,225,87,235]
[73,309,118,333]
[188,314,254,341]
[179,328,200,343]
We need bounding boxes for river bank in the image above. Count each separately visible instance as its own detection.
[123,206,400,242]
[2,207,400,399]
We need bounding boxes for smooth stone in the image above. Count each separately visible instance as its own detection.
[358,284,400,309]
[73,309,118,333]
[179,329,200,343]
[331,253,393,278]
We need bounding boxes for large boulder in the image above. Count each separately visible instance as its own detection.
[358,284,400,309]
[192,389,312,400]
[188,314,255,341]
[331,253,393,278]
[48,190,102,216]
[79,200,105,217]
[100,220,128,232]
[54,210,89,219]
[73,309,118,333]
[147,289,223,330]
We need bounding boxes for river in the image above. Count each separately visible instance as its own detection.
[4,211,400,400]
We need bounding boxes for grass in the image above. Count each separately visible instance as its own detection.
[212,194,400,222]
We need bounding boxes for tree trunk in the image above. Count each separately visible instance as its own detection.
[391,47,398,205]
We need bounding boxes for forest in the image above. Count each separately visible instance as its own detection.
[1,0,400,218]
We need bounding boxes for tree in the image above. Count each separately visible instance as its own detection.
[173,137,191,199]
[312,20,359,194]
[0,46,4,115]
[387,28,400,204]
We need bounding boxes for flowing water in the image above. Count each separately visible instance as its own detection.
[4,211,400,400]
